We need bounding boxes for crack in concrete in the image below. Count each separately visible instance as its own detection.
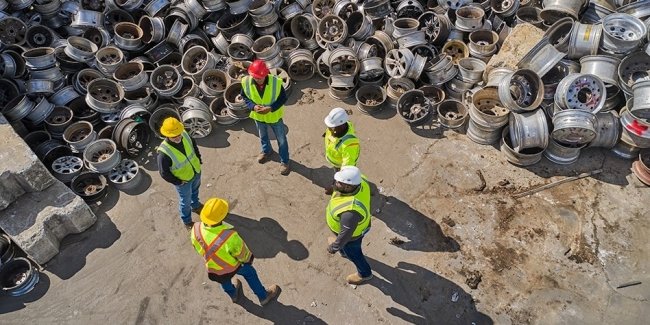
[400,140,441,180]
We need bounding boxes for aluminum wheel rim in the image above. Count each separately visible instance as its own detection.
[384,48,413,78]
[51,156,84,183]
[182,108,213,138]
[83,139,121,174]
[108,159,142,191]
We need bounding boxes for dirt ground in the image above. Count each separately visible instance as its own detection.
[1,79,648,324]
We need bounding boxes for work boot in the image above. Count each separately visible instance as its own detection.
[260,285,280,306]
[257,152,271,164]
[346,273,373,285]
[184,222,194,230]
[324,186,333,195]
[231,278,242,303]
[191,203,204,214]
[280,163,290,176]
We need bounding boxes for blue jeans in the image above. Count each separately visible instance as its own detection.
[221,263,268,301]
[174,172,201,223]
[340,235,372,278]
[255,119,289,164]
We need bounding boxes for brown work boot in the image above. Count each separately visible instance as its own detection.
[260,285,280,306]
[346,273,373,285]
[324,186,333,195]
[280,163,290,175]
[231,278,242,303]
[257,152,271,164]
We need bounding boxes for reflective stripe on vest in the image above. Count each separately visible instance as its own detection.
[157,131,201,181]
[243,75,284,124]
[325,122,360,168]
[193,223,240,275]
[325,179,371,237]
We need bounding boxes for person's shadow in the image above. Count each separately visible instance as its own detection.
[291,161,457,252]
[227,214,309,261]
[290,160,336,190]
[236,293,327,324]
[370,184,460,252]
[368,257,493,325]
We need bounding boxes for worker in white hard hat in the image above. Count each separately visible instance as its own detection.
[323,107,360,194]
[325,166,373,285]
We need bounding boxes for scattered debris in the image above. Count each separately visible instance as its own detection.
[451,291,459,302]
[298,88,325,105]
[567,235,597,265]
[389,237,405,246]
[310,301,317,307]
[513,169,603,199]
[465,270,483,290]
[473,170,487,192]
[442,216,456,227]
[498,179,510,187]
[616,281,642,289]
[481,243,527,273]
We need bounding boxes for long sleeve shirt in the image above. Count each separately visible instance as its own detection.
[328,210,363,252]
[240,76,288,112]
[157,137,202,185]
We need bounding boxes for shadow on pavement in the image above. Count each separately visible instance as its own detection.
[371,190,460,252]
[195,124,232,149]
[523,148,631,187]
[0,272,50,314]
[121,169,152,196]
[228,214,309,261]
[290,160,335,190]
[237,293,327,325]
[45,191,122,279]
[368,258,493,325]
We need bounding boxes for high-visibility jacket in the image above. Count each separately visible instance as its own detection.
[191,222,252,275]
[157,131,201,181]
[325,121,360,168]
[242,75,284,124]
[326,178,371,237]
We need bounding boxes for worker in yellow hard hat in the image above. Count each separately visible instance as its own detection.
[157,117,203,229]
[191,198,280,305]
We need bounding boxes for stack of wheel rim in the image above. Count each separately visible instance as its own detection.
[1,0,650,184]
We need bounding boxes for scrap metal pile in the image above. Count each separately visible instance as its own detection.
[0,0,649,194]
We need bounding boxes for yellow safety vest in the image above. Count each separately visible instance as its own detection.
[191,222,252,275]
[325,121,360,168]
[242,75,284,124]
[326,178,371,237]
[157,131,201,181]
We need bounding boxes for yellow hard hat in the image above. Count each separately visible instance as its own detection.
[160,117,184,138]
[200,198,229,225]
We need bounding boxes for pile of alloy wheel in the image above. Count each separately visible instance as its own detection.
[0,234,40,297]
[0,0,649,187]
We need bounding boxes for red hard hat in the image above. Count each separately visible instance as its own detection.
[248,59,269,79]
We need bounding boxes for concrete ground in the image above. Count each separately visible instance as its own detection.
[0,79,648,324]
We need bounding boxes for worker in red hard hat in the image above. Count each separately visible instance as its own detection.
[241,59,291,176]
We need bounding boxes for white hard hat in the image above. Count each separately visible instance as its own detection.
[334,166,362,185]
[324,107,349,127]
